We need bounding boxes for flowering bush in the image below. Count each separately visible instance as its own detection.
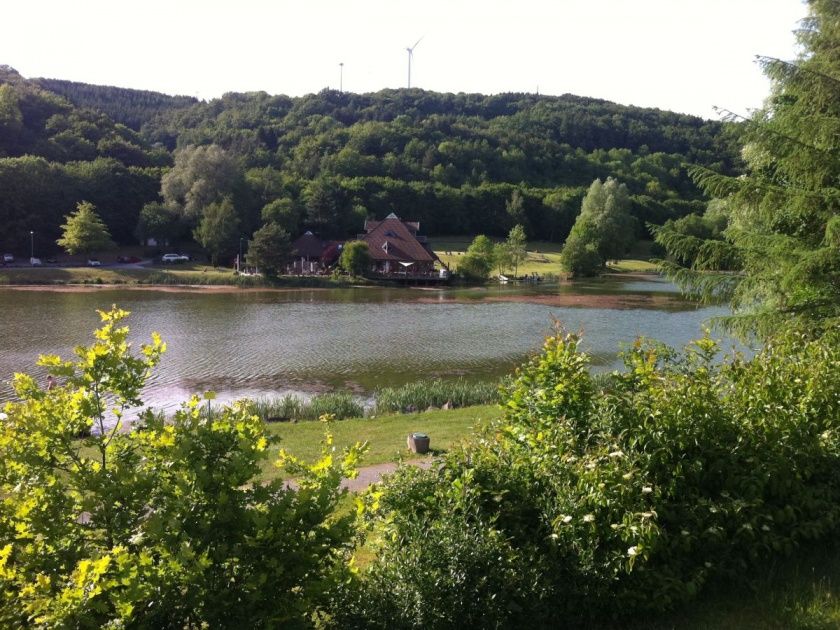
[336,329,840,627]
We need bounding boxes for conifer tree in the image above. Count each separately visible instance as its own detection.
[656,0,840,338]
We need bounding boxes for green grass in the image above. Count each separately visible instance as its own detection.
[633,544,840,630]
[374,378,500,414]
[434,236,660,278]
[0,263,359,288]
[247,392,365,422]
[262,404,501,481]
[607,258,661,273]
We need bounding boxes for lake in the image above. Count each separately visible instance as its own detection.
[0,276,732,410]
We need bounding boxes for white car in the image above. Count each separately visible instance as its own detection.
[161,253,189,263]
[30,257,42,266]
[87,258,101,267]
[2,254,13,263]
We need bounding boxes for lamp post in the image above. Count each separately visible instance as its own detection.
[29,231,34,260]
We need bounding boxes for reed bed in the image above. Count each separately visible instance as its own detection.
[247,392,364,422]
[373,378,499,414]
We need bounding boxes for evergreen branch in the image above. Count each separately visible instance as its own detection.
[656,259,740,303]
[714,106,835,157]
[689,164,840,203]
[756,56,840,90]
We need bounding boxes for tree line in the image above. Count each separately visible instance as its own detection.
[1,1,839,624]
[0,64,739,256]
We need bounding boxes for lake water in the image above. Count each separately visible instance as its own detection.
[0,277,732,411]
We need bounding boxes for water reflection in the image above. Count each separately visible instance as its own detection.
[0,279,732,408]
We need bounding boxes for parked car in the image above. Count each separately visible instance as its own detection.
[2,254,13,263]
[116,255,143,264]
[87,258,101,267]
[30,257,42,266]
[45,257,58,264]
[161,253,189,263]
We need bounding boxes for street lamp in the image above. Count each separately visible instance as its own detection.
[29,231,34,260]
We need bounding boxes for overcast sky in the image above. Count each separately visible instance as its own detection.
[3,0,805,119]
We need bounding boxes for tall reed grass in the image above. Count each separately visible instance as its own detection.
[247,392,364,422]
[374,378,499,414]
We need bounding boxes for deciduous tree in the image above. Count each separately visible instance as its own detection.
[459,234,495,280]
[248,222,291,277]
[161,144,240,222]
[339,240,371,276]
[193,196,240,266]
[561,178,634,276]
[56,200,114,255]
[506,224,528,278]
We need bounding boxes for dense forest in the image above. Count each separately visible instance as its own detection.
[32,77,198,131]
[0,64,741,255]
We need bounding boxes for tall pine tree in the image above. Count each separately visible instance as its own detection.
[656,0,840,339]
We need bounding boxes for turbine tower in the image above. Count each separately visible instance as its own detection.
[406,36,423,88]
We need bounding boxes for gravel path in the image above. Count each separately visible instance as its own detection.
[284,458,434,492]
[340,459,433,492]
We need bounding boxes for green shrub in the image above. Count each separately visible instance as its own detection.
[0,308,364,628]
[338,329,840,627]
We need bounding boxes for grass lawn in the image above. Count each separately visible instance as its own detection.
[0,263,240,286]
[433,236,660,277]
[0,263,355,288]
[261,404,501,481]
[635,544,840,630]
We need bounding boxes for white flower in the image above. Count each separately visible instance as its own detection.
[0,413,7,421]
[704,562,712,568]
[761,524,771,531]
[609,450,624,458]
[642,486,653,494]
[681,530,690,536]
[627,546,638,557]
[562,515,573,524]
[582,514,595,523]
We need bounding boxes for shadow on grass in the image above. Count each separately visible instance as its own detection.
[627,541,840,630]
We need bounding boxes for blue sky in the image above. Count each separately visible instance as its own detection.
[3,0,805,118]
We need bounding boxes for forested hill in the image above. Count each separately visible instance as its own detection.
[138,88,740,240]
[32,78,197,131]
[0,68,742,254]
[0,67,165,248]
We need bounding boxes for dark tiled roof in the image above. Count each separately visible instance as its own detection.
[361,215,437,263]
[292,231,327,259]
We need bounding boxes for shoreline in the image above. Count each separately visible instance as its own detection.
[0,274,698,311]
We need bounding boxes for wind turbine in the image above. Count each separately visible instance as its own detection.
[406,36,423,88]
